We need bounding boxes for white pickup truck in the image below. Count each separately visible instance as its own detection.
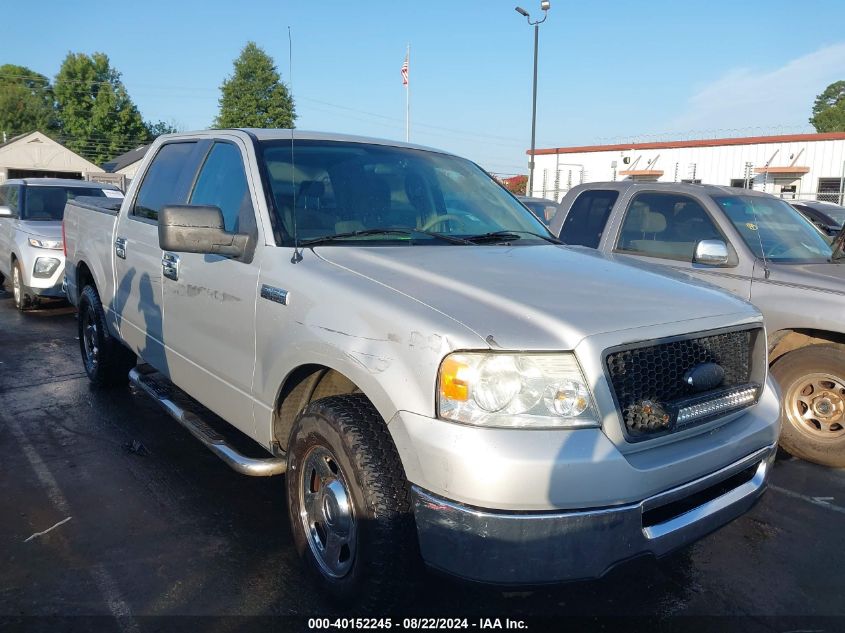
[63,129,780,604]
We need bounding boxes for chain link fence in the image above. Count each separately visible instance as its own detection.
[775,191,845,204]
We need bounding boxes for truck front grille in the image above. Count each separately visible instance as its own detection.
[605,327,762,440]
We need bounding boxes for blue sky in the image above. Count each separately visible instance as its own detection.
[6,0,845,174]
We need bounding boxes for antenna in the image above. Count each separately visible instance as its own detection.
[747,198,770,278]
[288,25,303,264]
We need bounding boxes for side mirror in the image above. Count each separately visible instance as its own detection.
[694,239,729,266]
[158,205,248,258]
[0,205,13,218]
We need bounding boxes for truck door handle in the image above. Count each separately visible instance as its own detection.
[162,253,180,281]
[115,237,127,259]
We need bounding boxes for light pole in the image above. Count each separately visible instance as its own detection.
[515,1,550,197]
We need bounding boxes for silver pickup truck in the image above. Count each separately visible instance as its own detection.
[63,130,780,604]
[552,182,845,468]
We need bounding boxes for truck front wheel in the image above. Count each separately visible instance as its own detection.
[78,285,137,388]
[286,394,415,607]
[771,345,845,468]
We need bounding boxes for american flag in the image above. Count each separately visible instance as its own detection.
[401,53,409,87]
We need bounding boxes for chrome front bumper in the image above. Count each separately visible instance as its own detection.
[412,443,776,584]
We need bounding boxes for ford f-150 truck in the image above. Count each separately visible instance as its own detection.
[63,130,780,604]
[551,181,845,468]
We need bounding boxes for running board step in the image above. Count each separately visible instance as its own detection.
[129,366,286,477]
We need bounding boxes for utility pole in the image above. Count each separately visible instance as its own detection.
[515,2,550,197]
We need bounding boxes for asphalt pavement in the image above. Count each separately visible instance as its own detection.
[1,291,844,631]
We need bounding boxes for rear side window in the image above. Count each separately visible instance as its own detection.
[190,142,254,233]
[559,190,619,247]
[133,142,199,221]
[616,192,722,261]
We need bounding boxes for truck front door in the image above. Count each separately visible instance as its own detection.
[159,139,262,438]
[609,191,753,299]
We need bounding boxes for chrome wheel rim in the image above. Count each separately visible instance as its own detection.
[299,445,356,578]
[82,307,99,370]
[785,372,845,440]
[12,266,20,306]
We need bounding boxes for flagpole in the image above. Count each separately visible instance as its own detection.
[405,43,411,142]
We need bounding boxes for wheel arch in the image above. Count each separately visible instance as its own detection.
[273,363,370,450]
[75,260,96,300]
[769,329,845,364]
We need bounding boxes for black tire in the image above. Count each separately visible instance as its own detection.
[286,393,416,609]
[12,261,30,311]
[0,271,5,287]
[78,285,136,388]
[770,345,845,468]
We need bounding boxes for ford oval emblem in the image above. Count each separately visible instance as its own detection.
[684,362,725,393]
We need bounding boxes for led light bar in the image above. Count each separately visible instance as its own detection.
[676,387,758,425]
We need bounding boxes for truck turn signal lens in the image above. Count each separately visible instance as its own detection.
[440,357,471,401]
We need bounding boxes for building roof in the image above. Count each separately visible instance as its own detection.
[0,131,103,173]
[529,132,845,156]
[0,131,33,150]
[102,144,150,172]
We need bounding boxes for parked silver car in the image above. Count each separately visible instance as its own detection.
[0,178,122,310]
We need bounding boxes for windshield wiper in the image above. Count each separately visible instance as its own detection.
[299,227,472,247]
[464,230,562,244]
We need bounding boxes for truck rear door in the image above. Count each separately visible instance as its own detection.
[113,140,208,369]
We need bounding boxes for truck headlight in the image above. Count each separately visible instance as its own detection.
[33,257,60,278]
[438,352,599,428]
[29,238,63,250]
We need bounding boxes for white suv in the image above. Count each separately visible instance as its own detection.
[0,178,122,310]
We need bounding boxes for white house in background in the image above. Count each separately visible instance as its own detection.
[529,132,845,203]
[0,131,104,184]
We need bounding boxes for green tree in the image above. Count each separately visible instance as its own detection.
[810,81,845,132]
[145,119,180,138]
[0,64,57,139]
[214,42,296,129]
[54,52,148,163]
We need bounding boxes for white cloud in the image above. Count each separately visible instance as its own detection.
[665,43,845,134]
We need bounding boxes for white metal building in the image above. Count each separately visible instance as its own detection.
[0,131,104,184]
[529,132,845,203]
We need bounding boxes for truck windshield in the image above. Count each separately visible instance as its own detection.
[819,206,845,226]
[22,186,107,221]
[259,140,551,245]
[712,194,834,263]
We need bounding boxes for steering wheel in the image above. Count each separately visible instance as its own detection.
[420,214,469,232]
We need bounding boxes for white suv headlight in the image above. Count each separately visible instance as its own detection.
[438,352,599,429]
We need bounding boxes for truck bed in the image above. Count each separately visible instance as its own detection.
[62,197,120,308]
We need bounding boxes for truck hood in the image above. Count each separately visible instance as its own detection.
[764,261,845,296]
[17,220,62,239]
[314,244,758,350]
